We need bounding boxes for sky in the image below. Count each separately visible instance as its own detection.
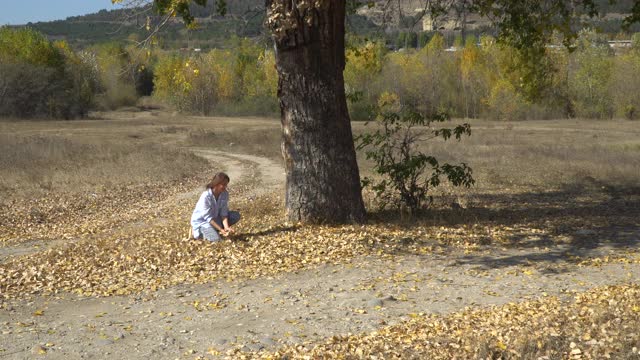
[0,0,124,25]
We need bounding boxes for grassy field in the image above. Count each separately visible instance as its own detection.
[2,111,639,203]
[0,110,281,201]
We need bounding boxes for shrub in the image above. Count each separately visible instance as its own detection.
[568,30,614,119]
[153,42,278,115]
[153,54,218,115]
[0,63,60,117]
[484,79,529,120]
[90,42,140,110]
[355,99,474,214]
[0,27,65,68]
[0,27,95,118]
[609,53,640,120]
[345,40,386,120]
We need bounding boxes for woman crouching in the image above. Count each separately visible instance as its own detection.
[190,172,240,242]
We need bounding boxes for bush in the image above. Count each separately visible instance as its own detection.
[152,41,278,115]
[153,54,218,114]
[90,42,140,110]
[355,99,474,214]
[0,63,60,117]
[568,30,614,119]
[0,27,65,68]
[610,53,640,120]
[0,27,97,118]
[484,79,529,120]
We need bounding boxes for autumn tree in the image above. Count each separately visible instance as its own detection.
[344,39,385,120]
[610,33,640,119]
[568,29,614,118]
[0,27,97,118]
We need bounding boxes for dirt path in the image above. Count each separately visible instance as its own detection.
[187,149,285,197]
[1,149,639,359]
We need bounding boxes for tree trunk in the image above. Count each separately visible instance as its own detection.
[268,0,366,223]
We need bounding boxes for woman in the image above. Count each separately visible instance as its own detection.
[190,172,241,242]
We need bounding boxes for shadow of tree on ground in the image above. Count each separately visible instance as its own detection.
[366,181,640,273]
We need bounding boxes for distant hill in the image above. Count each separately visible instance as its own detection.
[15,1,378,50]
[20,2,267,50]
[358,0,638,34]
[11,0,638,51]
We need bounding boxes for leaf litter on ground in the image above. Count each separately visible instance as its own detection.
[1,176,639,359]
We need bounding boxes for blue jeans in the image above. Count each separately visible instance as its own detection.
[198,211,241,242]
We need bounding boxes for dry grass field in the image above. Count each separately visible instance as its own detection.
[2,111,638,203]
[1,110,639,359]
[0,110,280,201]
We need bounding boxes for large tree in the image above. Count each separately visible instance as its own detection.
[264,0,366,223]
[118,0,367,224]
[114,0,640,224]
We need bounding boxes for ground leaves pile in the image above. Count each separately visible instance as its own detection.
[2,187,640,300]
[245,284,640,359]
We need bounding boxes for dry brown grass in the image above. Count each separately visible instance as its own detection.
[0,134,203,199]
[353,118,640,194]
[3,112,639,212]
[1,112,639,359]
[0,111,281,202]
[185,126,282,161]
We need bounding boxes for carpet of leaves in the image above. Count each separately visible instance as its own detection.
[1,180,639,359]
[0,176,204,245]
[1,183,639,302]
[245,284,640,359]
[0,192,462,299]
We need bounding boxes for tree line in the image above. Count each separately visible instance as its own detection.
[153,29,640,120]
[2,26,640,120]
[346,30,640,121]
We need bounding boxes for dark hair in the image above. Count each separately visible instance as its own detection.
[206,172,230,189]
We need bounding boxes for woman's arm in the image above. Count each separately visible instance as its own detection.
[209,218,227,235]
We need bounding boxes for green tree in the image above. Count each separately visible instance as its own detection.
[153,53,216,114]
[396,32,407,49]
[457,34,487,118]
[55,41,101,118]
[568,30,614,118]
[90,42,138,109]
[0,27,65,69]
[153,43,278,115]
[0,27,95,118]
[632,32,640,51]
[344,40,385,120]
[417,32,431,48]
[610,50,640,119]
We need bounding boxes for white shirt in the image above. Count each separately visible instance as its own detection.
[190,189,229,238]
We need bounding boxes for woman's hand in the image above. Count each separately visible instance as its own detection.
[221,227,235,237]
[219,227,234,237]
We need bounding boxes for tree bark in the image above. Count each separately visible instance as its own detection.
[268,0,366,223]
